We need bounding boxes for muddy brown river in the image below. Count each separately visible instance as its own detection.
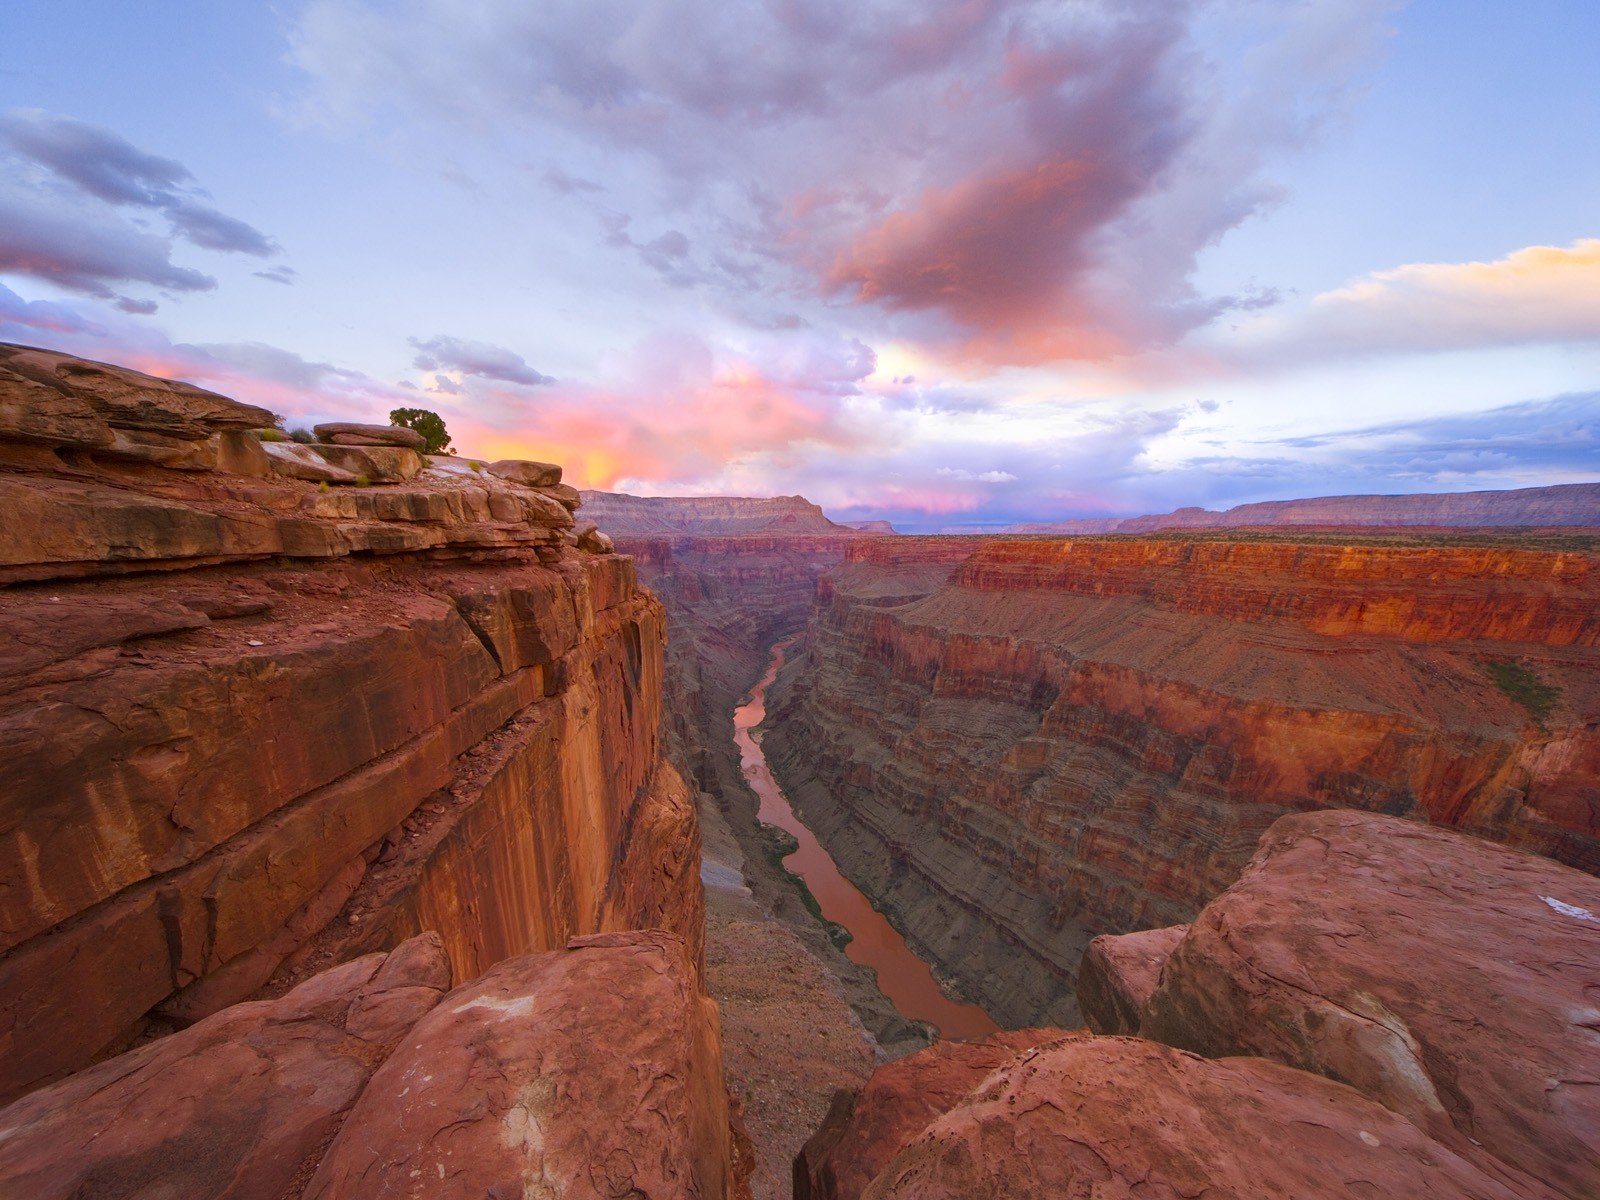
[734,639,1000,1040]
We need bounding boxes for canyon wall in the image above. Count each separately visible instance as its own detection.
[0,345,707,1108]
[764,533,1600,1026]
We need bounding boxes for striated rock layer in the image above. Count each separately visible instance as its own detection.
[765,533,1600,1025]
[0,346,705,1105]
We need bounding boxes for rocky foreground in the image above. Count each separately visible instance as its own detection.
[765,533,1600,1026]
[799,808,1597,1199]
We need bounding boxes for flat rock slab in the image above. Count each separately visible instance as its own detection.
[310,443,424,482]
[305,930,736,1200]
[1142,809,1600,1198]
[0,934,450,1200]
[262,439,360,482]
[862,1037,1550,1200]
[313,422,427,450]
[1077,923,1187,1035]
[489,458,562,487]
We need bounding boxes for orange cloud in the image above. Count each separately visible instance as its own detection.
[1236,239,1600,360]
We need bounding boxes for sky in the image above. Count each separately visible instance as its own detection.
[1,1,1597,531]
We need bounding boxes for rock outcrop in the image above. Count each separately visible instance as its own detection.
[1139,809,1600,1198]
[306,930,735,1200]
[1076,923,1186,1036]
[1005,479,1600,533]
[859,1037,1550,1200]
[0,930,742,1199]
[0,345,704,1107]
[764,533,1600,1025]
[794,1030,1074,1200]
[0,934,452,1200]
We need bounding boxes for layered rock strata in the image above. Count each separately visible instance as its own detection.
[0,346,702,1107]
[765,534,1600,1025]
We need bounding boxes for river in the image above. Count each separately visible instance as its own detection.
[734,638,1000,1040]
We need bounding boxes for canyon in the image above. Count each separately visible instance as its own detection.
[1,344,1596,1199]
[762,532,1600,1026]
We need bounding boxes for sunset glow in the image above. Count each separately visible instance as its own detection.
[1,2,1595,528]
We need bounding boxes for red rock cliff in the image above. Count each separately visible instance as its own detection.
[763,532,1600,1025]
[0,345,706,1105]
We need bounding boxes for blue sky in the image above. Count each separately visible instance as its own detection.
[2,0,1596,530]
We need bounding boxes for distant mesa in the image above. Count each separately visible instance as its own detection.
[579,490,867,537]
[841,519,897,534]
[996,482,1600,534]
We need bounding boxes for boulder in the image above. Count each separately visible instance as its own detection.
[309,443,424,482]
[304,930,737,1200]
[542,481,582,510]
[575,520,615,554]
[0,934,451,1200]
[488,458,563,487]
[261,439,360,483]
[795,1030,1078,1200]
[1077,923,1187,1035]
[862,1037,1549,1200]
[1141,810,1600,1198]
[312,422,427,450]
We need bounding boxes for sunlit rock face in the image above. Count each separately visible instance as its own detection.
[0,345,705,1106]
[764,533,1600,1026]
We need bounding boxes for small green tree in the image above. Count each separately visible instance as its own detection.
[389,407,453,454]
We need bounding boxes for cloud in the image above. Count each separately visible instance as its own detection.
[254,265,299,285]
[409,333,555,386]
[0,177,216,299]
[288,1,1400,367]
[1233,239,1600,362]
[0,109,285,305]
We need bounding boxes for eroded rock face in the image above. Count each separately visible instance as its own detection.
[307,931,736,1200]
[1141,809,1600,1198]
[0,934,451,1200]
[0,346,701,1104]
[764,534,1600,1025]
[794,1030,1079,1200]
[859,1037,1551,1200]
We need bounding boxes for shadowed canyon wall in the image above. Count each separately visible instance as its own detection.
[764,533,1600,1026]
[0,345,706,1110]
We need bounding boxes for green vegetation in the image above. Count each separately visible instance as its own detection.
[389,406,452,454]
[469,459,484,472]
[317,480,330,493]
[354,474,371,488]
[256,427,287,442]
[1481,659,1562,730]
[289,427,315,444]
[758,822,853,950]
